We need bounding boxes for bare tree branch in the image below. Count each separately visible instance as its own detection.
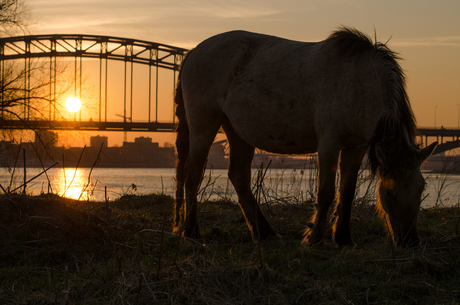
[0,0,31,36]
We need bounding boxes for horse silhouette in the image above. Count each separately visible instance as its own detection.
[173,27,437,247]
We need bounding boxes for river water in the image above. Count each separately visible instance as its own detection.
[1,167,459,208]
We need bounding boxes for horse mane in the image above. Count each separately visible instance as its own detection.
[328,27,418,176]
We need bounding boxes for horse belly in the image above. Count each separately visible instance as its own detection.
[262,136,319,155]
[230,118,319,155]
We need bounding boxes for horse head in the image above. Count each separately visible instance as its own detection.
[375,142,437,246]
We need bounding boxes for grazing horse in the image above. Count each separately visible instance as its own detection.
[173,27,437,247]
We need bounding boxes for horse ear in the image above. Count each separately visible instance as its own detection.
[419,142,438,165]
[375,143,387,165]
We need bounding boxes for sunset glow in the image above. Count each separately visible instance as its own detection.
[31,0,460,147]
[65,97,82,113]
[53,168,92,200]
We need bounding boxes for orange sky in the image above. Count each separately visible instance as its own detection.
[27,0,460,147]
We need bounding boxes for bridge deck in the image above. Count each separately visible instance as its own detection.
[418,127,460,138]
[2,121,460,135]
[0,120,177,132]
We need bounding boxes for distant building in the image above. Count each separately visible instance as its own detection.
[90,136,108,149]
[123,136,159,150]
[135,136,153,144]
[0,140,16,167]
[207,140,228,168]
[35,130,57,149]
[116,136,173,167]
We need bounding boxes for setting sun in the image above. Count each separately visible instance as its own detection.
[65,97,81,112]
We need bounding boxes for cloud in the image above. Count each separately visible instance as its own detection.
[33,0,281,28]
[391,36,460,47]
[31,0,284,46]
[180,2,279,19]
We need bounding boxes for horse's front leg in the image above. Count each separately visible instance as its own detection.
[304,145,340,246]
[332,145,367,247]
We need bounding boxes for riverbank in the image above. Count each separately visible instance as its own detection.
[3,166,460,207]
[0,193,459,304]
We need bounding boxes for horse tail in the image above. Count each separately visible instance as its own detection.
[173,52,191,232]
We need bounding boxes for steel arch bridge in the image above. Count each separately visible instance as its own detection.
[0,34,188,132]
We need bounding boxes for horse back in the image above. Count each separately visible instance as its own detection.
[180,31,387,154]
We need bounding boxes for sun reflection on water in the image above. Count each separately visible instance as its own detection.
[53,168,93,200]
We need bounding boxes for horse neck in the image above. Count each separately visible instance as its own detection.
[368,113,418,175]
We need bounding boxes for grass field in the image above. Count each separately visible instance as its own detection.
[0,191,459,304]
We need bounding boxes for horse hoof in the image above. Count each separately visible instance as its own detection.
[172,225,181,234]
[304,238,324,247]
[334,238,356,248]
[303,227,324,246]
[183,228,201,240]
[303,232,324,246]
[333,234,356,247]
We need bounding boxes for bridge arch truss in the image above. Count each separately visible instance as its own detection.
[0,34,188,132]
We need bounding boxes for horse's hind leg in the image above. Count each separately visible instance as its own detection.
[173,98,189,232]
[332,145,367,246]
[223,123,283,246]
[182,125,221,239]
